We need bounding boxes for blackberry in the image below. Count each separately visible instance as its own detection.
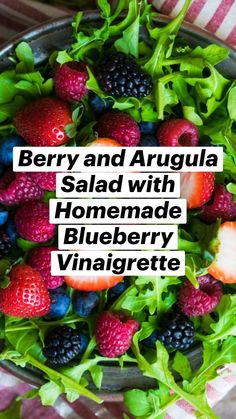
[0,230,12,258]
[158,312,194,351]
[97,53,153,98]
[43,326,82,366]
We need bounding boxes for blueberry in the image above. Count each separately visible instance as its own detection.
[78,332,89,353]
[139,121,159,135]
[48,289,71,319]
[142,330,159,349]
[138,134,158,147]
[5,219,17,244]
[107,278,130,302]
[90,93,113,114]
[0,164,4,175]
[0,134,25,166]
[74,291,99,317]
[0,209,8,226]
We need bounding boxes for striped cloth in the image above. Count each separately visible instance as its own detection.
[0,0,235,47]
[0,0,236,418]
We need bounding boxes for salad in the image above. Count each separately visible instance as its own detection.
[0,0,236,417]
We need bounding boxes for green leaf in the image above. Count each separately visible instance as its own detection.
[97,0,111,19]
[172,351,192,380]
[38,381,62,406]
[89,365,103,389]
[0,399,22,419]
[115,14,140,58]
[228,85,236,120]
[15,42,34,72]
[16,238,39,251]
[124,389,151,416]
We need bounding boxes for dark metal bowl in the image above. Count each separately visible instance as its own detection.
[0,12,235,398]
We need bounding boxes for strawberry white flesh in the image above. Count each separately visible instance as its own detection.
[209,221,236,283]
[180,172,215,209]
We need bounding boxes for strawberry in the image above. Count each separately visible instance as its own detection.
[64,275,124,291]
[54,61,88,102]
[14,97,72,147]
[201,184,236,222]
[0,264,50,317]
[95,311,140,357]
[208,221,236,283]
[0,170,43,205]
[180,172,215,209]
[15,201,55,243]
[156,118,199,147]
[97,111,140,146]
[28,172,57,191]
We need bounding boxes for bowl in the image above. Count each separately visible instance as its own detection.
[0,11,236,399]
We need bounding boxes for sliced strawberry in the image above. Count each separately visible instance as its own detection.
[64,275,124,291]
[180,172,215,209]
[208,221,236,283]
[87,137,121,147]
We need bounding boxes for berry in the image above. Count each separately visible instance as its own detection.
[139,121,159,135]
[178,275,223,317]
[54,61,88,103]
[15,201,55,243]
[28,172,57,191]
[6,219,17,244]
[97,53,152,98]
[138,134,158,147]
[28,247,64,289]
[0,209,8,226]
[90,93,113,114]
[107,278,129,303]
[97,111,140,146]
[87,137,121,147]
[142,330,159,349]
[95,311,139,357]
[14,97,72,147]
[64,274,123,291]
[156,118,199,147]
[208,221,236,283]
[0,264,50,318]
[79,332,89,353]
[48,289,71,319]
[0,170,43,205]
[180,172,215,209]
[0,134,25,166]
[43,326,82,366]
[201,184,236,222]
[74,291,99,317]
[158,312,195,351]
[0,230,12,257]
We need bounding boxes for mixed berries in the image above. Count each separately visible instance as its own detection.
[0,40,235,371]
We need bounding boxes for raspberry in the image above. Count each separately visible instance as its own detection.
[95,311,139,357]
[201,184,236,222]
[15,201,55,243]
[0,170,43,205]
[156,118,199,147]
[54,61,88,102]
[28,247,64,289]
[178,275,223,317]
[29,172,57,191]
[159,312,195,350]
[97,111,140,146]
[43,326,83,366]
[97,53,152,98]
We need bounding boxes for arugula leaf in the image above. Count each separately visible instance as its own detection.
[0,399,22,419]
[172,351,192,380]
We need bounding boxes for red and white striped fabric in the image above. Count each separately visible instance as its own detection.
[153,0,236,47]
